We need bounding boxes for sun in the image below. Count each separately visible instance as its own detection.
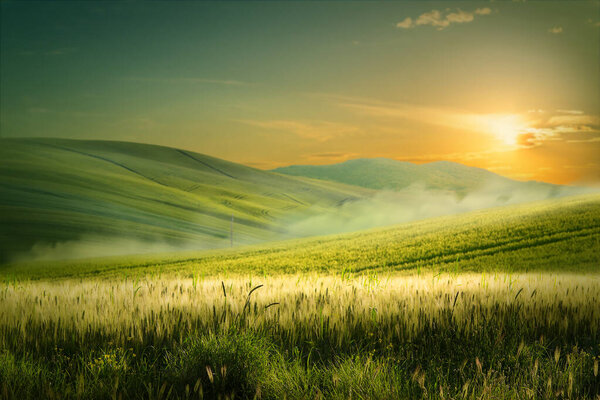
[484,114,526,146]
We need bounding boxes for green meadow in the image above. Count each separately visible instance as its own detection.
[1,193,599,399]
[0,138,371,262]
[2,193,598,280]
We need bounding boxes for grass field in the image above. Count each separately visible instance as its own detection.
[1,273,599,399]
[3,193,598,279]
[1,194,599,398]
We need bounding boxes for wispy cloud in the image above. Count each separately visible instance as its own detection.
[548,26,563,34]
[123,77,252,86]
[547,114,600,126]
[308,152,358,160]
[323,94,600,149]
[396,8,492,30]
[394,148,512,164]
[555,109,583,115]
[330,95,479,132]
[517,110,600,147]
[586,19,600,27]
[567,137,600,143]
[239,119,359,142]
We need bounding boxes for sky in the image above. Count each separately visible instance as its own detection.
[1,1,599,185]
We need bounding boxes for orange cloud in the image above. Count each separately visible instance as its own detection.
[397,8,492,30]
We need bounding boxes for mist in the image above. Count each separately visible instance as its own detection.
[9,234,233,264]
[10,180,597,263]
[285,181,597,237]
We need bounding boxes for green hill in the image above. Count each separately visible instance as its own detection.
[272,158,565,194]
[3,193,599,279]
[0,138,371,262]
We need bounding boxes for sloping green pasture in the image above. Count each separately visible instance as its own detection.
[3,193,598,279]
[0,138,370,262]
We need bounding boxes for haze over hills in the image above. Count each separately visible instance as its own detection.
[272,158,564,194]
[0,138,371,263]
[1,139,592,263]
[4,193,599,279]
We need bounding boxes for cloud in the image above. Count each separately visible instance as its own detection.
[567,137,600,143]
[548,26,563,34]
[396,17,413,29]
[394,148,511,163]
[327,94,600,149]
[308,152,357,160]
[416,10,450,29]
[397,8,491,30]
[331,95,484,134]
[516,133,538,147]
[587,19,600,27]
[555,109,583,115]
[445,10,475,24]
[520,110,600,147]
[546,115,600,126]
[239,119,360,142]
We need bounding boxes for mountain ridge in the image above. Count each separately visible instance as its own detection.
[271,157,561,193]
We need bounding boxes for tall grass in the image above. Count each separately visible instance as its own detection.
[1,273,599,398]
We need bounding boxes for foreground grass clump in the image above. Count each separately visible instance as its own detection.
[166,333,274,399]
[1,273,599,398]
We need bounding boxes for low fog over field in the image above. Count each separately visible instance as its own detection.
[14,181,595,263]
[286,180,595,237]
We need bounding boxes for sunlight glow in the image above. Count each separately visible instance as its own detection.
[483,114,528,146]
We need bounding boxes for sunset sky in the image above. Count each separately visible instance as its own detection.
[1,1,599,184]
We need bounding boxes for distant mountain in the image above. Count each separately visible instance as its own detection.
[272,158,562,194]
[0,138,371,262]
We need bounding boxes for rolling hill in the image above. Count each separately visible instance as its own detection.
[3,193,599,279]
[1,139,592,264]
[272,158,565,194]
[0,138,372,263]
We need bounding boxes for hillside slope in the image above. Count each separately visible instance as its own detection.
[4,193,599,279]
[0,138,372,262]
[272,158,566,194]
